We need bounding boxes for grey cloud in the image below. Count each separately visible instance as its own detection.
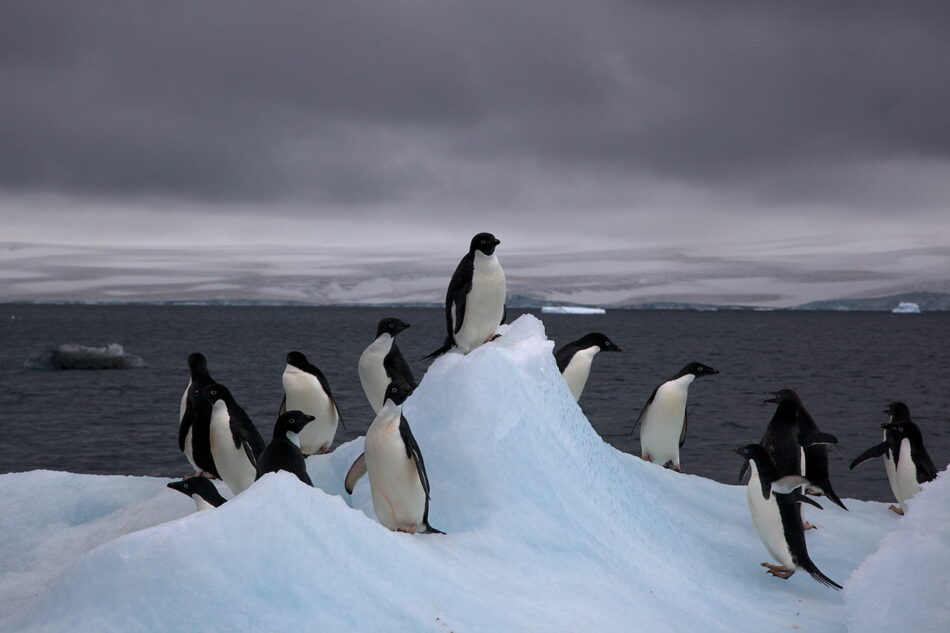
[1,0,949,219]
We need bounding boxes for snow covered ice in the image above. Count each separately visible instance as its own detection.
[0,315,943,632]
[891,301,922,314]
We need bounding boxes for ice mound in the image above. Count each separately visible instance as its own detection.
[23,342,145,370]
[0,316,903,632]
[540,305,606,314]
[845,474,949,632]
[891,302,922,314]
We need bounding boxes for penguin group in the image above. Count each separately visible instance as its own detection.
[165,231,943,592]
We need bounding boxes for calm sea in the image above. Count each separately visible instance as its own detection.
[0,304,946,501]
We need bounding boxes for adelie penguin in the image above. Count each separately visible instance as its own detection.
[423,232,506,360]
[195,383,266,496]
[851,402,937,515]
[348,382,442,534]
[553,333,621,401]
[760,390,847,511]
[256,410,316,486]
[167,477,227,512]
[178,352,216,477]
[358,318,416,414]
[735,444,842,590]
[280,351,342,455]
[637,362,718,472]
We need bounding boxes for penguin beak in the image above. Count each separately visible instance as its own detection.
[882,407,890,414]
[763,392,780,404]
[493,238,501,246]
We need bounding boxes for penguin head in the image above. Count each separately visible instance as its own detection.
[194,382,229,405]
[384,381,413,406]
[884,401,911,422]
[734,443,770,466]
[377,318,410,338]
[470,232,500,256]
[881,419,923,444]
[764,389,801,405]
[576,332,622,353]
[275,410,316,435]
[286,351,310,369]
[187,352,208,373]
[167,477,221,502]
[678,362,718,379]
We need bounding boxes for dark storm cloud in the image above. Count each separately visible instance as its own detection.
[1,0,949,212]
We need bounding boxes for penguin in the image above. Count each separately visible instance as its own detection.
[358,318,416,414]
[781,390,847,511]
[256,410,316,486]
[553,333,622,401]
[361,382,442,534]
[637,362,718,471]
[735,443,842,589]
[195,383,265,496]
[423,232,506,359]
[280,351,341,455]
[178,352,216,476]
[167,477,227,511]
[851,402,937,515]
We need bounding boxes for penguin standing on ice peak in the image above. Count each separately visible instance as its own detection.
[178,352,216,477]
[167,477,227,511]
[851,402,937,515]
[554,333,622,401]
[359,318,416,414]
[735,444,842,590]
[280,351,341,455]
[423,232,506,360]
[359,382,442,534]
[195,383,265,496]
[638,362,718,471]
[256,411,316,486]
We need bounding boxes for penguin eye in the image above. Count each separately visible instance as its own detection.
[480,239,486,244]
[210,390,217,396]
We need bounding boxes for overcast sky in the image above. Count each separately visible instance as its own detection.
[2,1,949,253]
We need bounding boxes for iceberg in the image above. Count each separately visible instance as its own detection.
[891,302,922,314]
[540,305,606,315]
[23,343,145,370]
[0,316,930,632]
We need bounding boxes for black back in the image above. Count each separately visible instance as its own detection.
[399,414,439,532]
[179,352,216,453]
[788,391,847,510]
[286,351,337,401]
[256,411,314,486]
[383,342,417,390]
[553,333,621,373]
[761,399,803,478]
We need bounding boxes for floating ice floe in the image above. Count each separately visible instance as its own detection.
[540,305,606,315]
[0,315,938,633]
[23,343,145,370]
[891,302,921,314]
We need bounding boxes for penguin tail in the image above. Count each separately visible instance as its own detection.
[423,524,445,535]
[802,559,842,590]
[420,337,453,361]
[821,483,848,511]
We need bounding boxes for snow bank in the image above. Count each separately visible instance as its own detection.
[1,316,902,632]
[23,343,145,370]
[891,301,922,314]
[540,305,606,314]
[846,474,949,632]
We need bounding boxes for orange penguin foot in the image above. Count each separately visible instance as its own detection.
[761,563,795,579]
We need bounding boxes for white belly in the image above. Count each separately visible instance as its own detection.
[209,402,257,495]
[358,335,392,414]
[639,375,693,467]
[179,381,199,473]
[283,366,339,454]
[454,253,506,354]
[562,347,598,401]
[365,410,426,532]
[747,464,795,569]
[894,439,921,511]
[882,431,900,504]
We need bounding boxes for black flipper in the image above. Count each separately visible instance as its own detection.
[799,432,838,447]
[913,446,938,484]
[178,403,194,453]
[849,443,887,470]
[679,407,688,448]
[278,395,286,416]
[344,452,367,494]
[398,415,442,534]
[738,459,750,483]
[795,491,824,510]
[812,478,848,511]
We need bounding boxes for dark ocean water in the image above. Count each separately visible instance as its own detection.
[0,304,946,501]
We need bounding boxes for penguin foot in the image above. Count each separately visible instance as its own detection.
[761,563,795,579]
[888,505,905,516]
[803,521,817,531]
[672,464,684,474]
[486,334,502,343]
[396,526,418,534]
[642,454,653,463]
